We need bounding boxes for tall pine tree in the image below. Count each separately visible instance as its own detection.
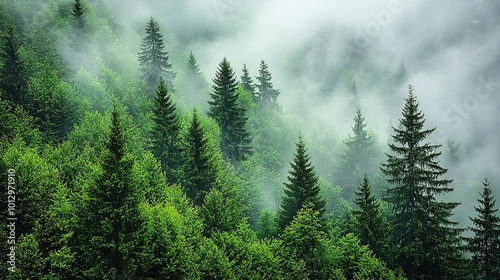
[138,17,175,92]
[255,60,280,109]
[180,51,208,107]
[352,175,392,265]
[208,57,252,164]
[467,178,500,280]
[0,26,26,107]
[150,78,182,185]
[79,105,141,278]
[182,109,220,206]
[71,0,85,31]
[381,85,465,280]
[277,136,326,232]
[336,107,378,202]
[240,64,256,98]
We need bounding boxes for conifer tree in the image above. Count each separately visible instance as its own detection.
[80,105,140,278]
[138,17,175,92]
[381,85,465,279]
[336,107,377,202]
[255,60,280,109]
[182,109,219,206]
[277,136,326,232]
[150,78,181,184]
[71,0,85,31]
[208,57,252,164]
[181,51,207,107]
[348,80,360,112]
[352,175,392,264]
[240,64,256,98]
[0,26,26,107]
[467,178,500,280]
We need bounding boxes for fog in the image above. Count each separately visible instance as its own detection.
[104,0,500,225]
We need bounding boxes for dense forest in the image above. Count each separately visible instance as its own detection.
[1,0,499,279]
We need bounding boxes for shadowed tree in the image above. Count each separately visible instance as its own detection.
[277,136,326,232]
[255,60,280,109]
[381,85,465,280]
[467,178,500,280]
[0,26,26,107]
[150,78,182,184]
[138,17,175,92]
[240,64,256,99]
[208,57,252,164]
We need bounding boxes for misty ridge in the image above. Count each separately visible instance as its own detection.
[0,0,499,279]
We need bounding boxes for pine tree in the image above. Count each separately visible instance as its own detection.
[81,105,141,278]
[336,107,378,202]
[71,0,85,31]
[467,178,500,280]
[181,51,208,107]
[348,80,360,112]
[240,64,256,98]
[150,78,182,184]
[381,85,465,279]
[277,136,326,232]
[0,26,26,107]
[255,60,280,109]
[138,17,175,92]
[208,57,252,164]
[352,175,392,265]
[182,109,219,206]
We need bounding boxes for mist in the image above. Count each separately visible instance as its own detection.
[90,0,500,228]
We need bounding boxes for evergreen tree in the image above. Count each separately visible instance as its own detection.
[150,78,181,184]
[240,64,256,98]
[381,85,465,280]
[0,26,26,107]
[181,51,208,107]
[352,175,392,265]
[182,109,219,206]
[138,17,175,92]
[208,57,252,164]
[255,60,280,109]
[80,105,141,278]
[277,136,326,232]
[348,80,360,112]
[71,0,85,31]
[467,178,500,280]
[336,107,378,202]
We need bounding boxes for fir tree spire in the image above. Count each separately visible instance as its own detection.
[381,85,465,279]
[255,60,280,109]
[208,57,252,164]
[467,178,500,280]
[150,78,182,184]
[138,17,175,93]
[277,136,326,232]
[240,64,255,98]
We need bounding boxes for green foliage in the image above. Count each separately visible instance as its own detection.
[335,107,380,201]
[257,209,279,239]
[0,26,27,106]
[278,136,326,232]
[381,85,465,279]
[240,63,256,98]
[150,78,182,184]
[352,175,392,265]
[467,178,500,279]
[138,17,175,92]
[181,109,221,206]
[6,234,43,280]
[179,51,209,108]
[255,60,280,110]
[208,57,252,164]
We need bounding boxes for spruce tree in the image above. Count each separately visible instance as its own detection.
[240,64,256,98]
[208,57,252,164]
[467,178,500,280]
[138,17,175,92]
[381,85,465,279]
[0,26,26,107]
[150,78,181,184]
[71,0,85,31]
[255,60,280,109]
[277,136,326,232]
[336,107,377,202]
[181,51,207,107]
[352,175,392,265]
[348,80,360,112]
[182,109,219,206]
[81,105,140,278]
